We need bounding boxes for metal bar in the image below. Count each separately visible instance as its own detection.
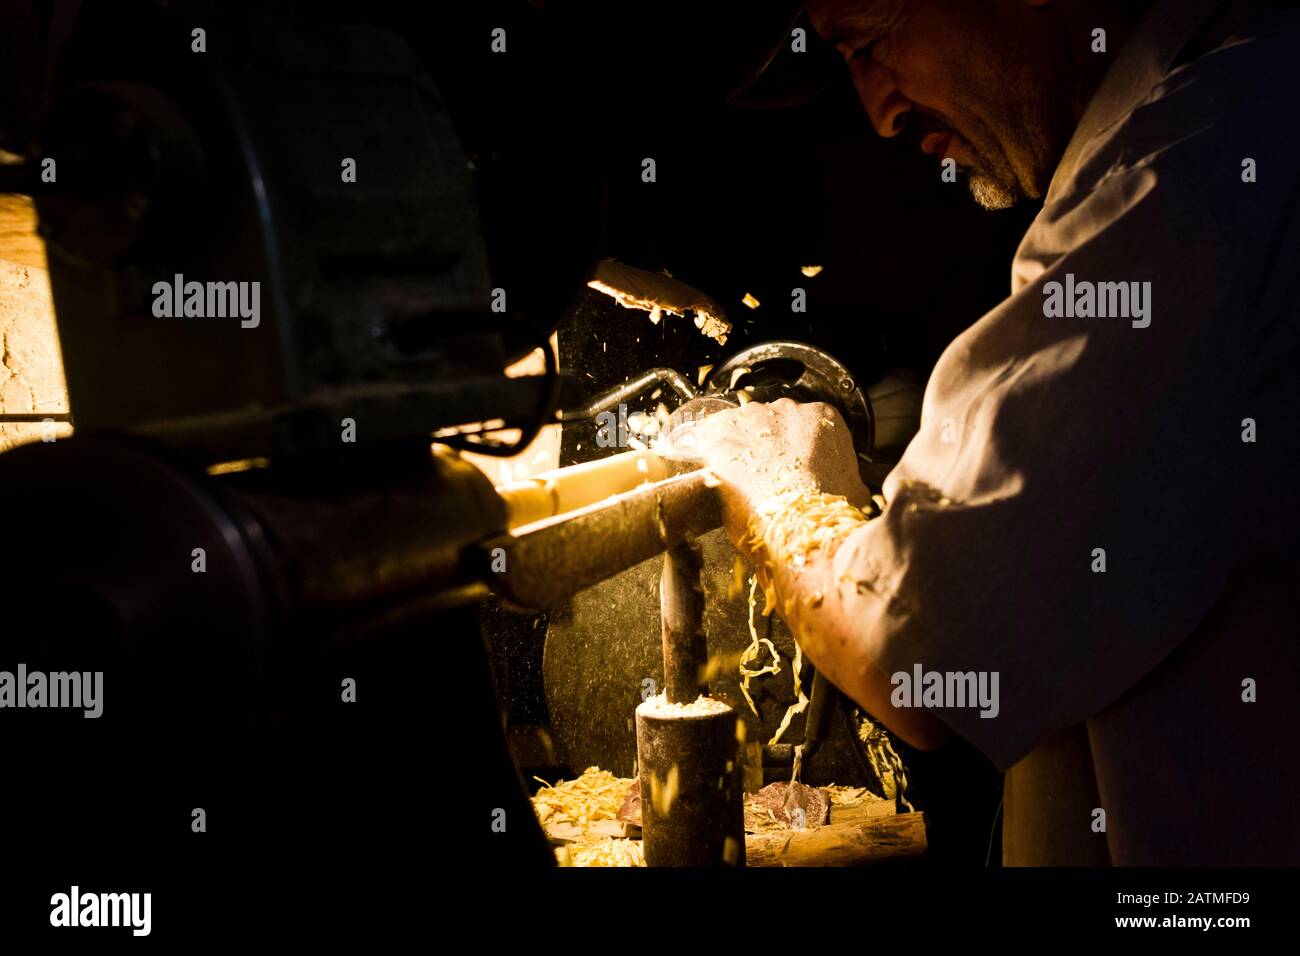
[558,368,695,422]
[800,669,838,760]
[481,469,721,610]
[660,540,706,704]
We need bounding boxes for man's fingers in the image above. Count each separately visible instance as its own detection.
[698,401,772,444]
[805,400,840,423]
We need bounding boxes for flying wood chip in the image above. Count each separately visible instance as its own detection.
[587,259,731,344]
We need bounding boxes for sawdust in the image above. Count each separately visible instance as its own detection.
[637,693,732,718]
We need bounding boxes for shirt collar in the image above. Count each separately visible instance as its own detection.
[1046,0,1231,203]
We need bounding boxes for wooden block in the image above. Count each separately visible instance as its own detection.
[830,797,900,826]
[544,819,630,845]
[0,195,45,271]
[745,810,927,867]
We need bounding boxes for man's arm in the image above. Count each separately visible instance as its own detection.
[698,398,950,750]
[752,495,954,750]
[701,98,1280,772]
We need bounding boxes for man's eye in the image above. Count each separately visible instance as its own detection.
[852,41,878,63]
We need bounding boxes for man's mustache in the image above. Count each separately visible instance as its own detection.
[901,107,961,147]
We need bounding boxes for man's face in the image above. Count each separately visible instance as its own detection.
[808,0,1074,209]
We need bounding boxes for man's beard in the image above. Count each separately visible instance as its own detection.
[967,167,1019,211]
[963,116,1043,211]
[907,107,1025,210]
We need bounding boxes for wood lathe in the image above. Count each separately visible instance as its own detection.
[481,344,926,866]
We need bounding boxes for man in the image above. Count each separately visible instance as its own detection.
[700,0,1300,865]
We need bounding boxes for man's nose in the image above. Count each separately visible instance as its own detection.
[851,60,913,138]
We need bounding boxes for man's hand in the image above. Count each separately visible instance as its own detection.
[696,397,873,547]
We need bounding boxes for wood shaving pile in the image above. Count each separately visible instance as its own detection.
[743,782,830,832]
[823,785,872,806]
[637,693,733,718]
[557,838,645,868]
[744,802,788,833]
[531,767,631,839]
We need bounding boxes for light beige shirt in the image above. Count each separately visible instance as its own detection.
[831,0,1300,864]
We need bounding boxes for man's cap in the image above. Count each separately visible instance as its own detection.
[546,0,843,112]
[725,2,845,108]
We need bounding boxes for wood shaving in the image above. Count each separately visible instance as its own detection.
[561,838,645,868]
[693,312,731,343]
[722,836,741,866]
[586,260,731,344]
[738,576,782,717]
[531,767,632,839]
[698,649,746,684]
[649,764,680,817]
[732,494,873,742]
[638,693,732,717]
[769,629,809,747]
[823,785,872,806]
[746,491,870,572]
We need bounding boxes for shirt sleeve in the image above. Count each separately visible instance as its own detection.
[831,136,1273,770]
